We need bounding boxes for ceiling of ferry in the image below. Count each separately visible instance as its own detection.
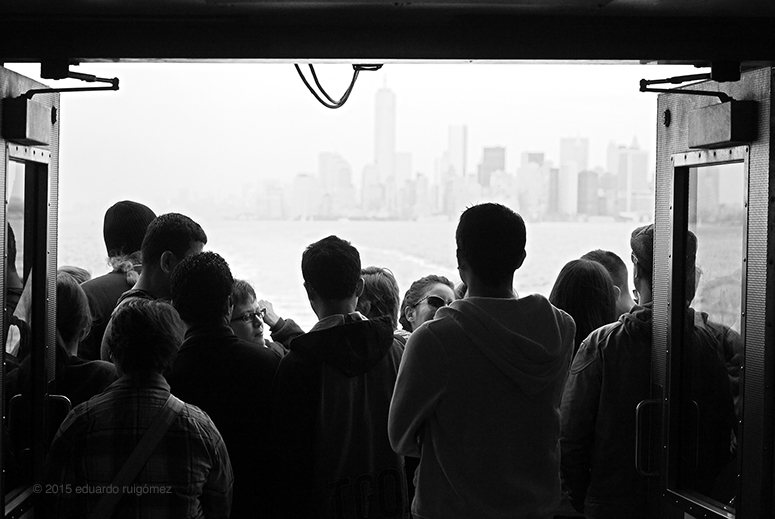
[2,0,773,15]
[1,0,774,63]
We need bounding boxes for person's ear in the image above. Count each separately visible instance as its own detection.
[613,285,622,300]
[514,250,527,270]
[360,300,372,316]
[404,305,416,323]
[456,249,466,270]
[304,281,316,301]
[355,277,365,298]
[457,249,470,285]
[160,250,175,274]
[227,294,235,317]
[632,260,641,287]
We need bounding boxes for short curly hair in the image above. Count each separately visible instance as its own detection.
[301,235,361,300]
[106,299,183,375]
[141,213,207,268]
[356,267,400,329]
[399,274,455,332]
[171,251,234,324]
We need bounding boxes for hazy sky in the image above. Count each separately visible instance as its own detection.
[8,61,696,216]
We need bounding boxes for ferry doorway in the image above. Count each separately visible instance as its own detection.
[0,65,61,518]
[1,62,774,519]
[648,67,774,519]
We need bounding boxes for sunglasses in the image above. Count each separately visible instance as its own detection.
[230,307,266,324]
[413,295,452,310]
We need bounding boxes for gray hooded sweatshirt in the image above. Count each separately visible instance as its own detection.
[388,294,575,519]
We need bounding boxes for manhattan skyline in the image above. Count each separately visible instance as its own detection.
[7,61,697,221]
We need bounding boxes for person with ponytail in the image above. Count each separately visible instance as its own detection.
[78,200,156,360]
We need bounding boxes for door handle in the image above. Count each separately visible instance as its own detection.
[635,399,660,477]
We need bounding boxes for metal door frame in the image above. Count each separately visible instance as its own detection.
[0,67,59,519]
[652,68,774,519]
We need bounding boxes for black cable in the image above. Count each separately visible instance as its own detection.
[309,65,339,105]
[295,64,358,108]
[295,64,383,109]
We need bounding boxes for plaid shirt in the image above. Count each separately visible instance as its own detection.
[44,373,233,519]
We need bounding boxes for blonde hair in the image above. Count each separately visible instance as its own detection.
[108,250,142,287]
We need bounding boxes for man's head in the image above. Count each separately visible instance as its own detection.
[171,251,234,325]
[141,213,207,273]
[630,224,698,303]
[301,235,363,304]
[105,299,183,376]
[456,203,527,287]
[103,200,157,258]
[356,266,401,329]
[581,249,635,316]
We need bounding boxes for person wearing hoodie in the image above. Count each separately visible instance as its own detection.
[388,203,576,519]
[270,235,409,519]
[560,225,736,519]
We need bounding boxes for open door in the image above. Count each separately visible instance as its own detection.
[0,66,60,518]
[651,67,775,518]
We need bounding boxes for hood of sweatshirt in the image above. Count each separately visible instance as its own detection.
[619,302,653,339]
[434,294,575,395]
[289,313,395,378]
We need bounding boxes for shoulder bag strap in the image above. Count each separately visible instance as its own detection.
[87,394,185,519]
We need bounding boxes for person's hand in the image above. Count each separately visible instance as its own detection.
[258,300,280,328]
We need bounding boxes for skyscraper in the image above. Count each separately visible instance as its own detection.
[557,163,579,215]
[607,138,649,216]
[318,152,352,192]
[395,152,413,187]
[291,173,321,220]
[525,152,544,167]
[477,146,505,188]
[517,152,551,220]
[318,152,356,215]
[560,137,589,172]
[361,164,383,214]
[577,170,599,216]
[374,86,396,184]
[557,137,589,216]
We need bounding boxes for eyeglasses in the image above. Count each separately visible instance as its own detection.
[230,308,266,324]
[413,295,452,310]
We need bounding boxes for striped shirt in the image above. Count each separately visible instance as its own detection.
[44,373,233,519]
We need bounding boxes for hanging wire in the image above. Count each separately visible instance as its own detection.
[295,64,383,109]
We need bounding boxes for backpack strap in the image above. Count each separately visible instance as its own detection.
[88,394,184,519]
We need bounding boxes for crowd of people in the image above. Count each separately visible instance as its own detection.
[3,199,741,519]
